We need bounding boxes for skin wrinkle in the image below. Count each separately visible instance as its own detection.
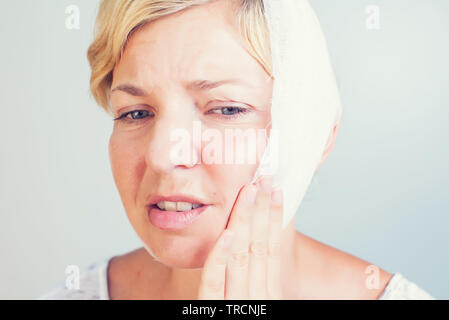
[105,0,392,300]
[108,0,278,299]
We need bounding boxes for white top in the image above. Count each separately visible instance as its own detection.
[37,257,435,300]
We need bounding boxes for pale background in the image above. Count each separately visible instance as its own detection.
[0,0,447,299]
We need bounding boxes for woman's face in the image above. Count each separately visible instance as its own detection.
[109,0,273,268]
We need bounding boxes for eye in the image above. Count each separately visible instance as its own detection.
[206,106,251,119]
[113,109,153,122]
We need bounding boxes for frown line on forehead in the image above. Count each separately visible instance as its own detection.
[111,78,255,97]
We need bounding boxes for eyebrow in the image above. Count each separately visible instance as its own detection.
[186,79,247,91]
[111,84,149,97]
[111,79,249,97]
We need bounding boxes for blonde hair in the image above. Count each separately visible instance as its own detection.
[87,0,272,112]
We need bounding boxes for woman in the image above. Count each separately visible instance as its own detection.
[40,0,433,299]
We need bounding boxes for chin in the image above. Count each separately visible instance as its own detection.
[135,204,230,268]
[144,237,216,269]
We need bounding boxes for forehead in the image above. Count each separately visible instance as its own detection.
[112,0,270,89]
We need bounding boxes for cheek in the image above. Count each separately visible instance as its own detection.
[208,162,259,213]
[109,133,145,210]
[203,126,269,217]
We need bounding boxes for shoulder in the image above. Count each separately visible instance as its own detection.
[294,232,393,299]
[37,258,111,300]
[295,232,435,299]
[378,273,434,300]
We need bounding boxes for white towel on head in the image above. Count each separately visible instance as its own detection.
[252,0,343,228]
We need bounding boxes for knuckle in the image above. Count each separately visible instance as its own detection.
[270,208,283,222]
[268,241,281,257]
[250,240,268,258]
[230,250,250,268]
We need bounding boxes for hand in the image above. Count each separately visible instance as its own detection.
[198,175,284,300]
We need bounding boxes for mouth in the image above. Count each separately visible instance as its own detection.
[150,201,205,212]
[146,195,211,230]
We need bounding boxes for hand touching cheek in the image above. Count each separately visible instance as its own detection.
[198,175,284,300]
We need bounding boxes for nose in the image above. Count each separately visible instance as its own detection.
[145,107,201,174]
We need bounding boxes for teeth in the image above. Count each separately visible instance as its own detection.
[156,201,203,212]
[165,201,177,211]
[177,201,193,211]
[156,202,165,210]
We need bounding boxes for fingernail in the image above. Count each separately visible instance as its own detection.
[221,230,234,248]
[271,189,283,207]
[245,184,257,204]
[260,175,272,193]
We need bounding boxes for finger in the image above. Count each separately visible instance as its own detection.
[267,188,283,299]
[225,184,257,300]
[198,229,234,300]
[248,175,272,299]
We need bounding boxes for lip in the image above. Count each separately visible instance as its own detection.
[146,194,210,207]
[147,204,210,230]
[145,193,211,231]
